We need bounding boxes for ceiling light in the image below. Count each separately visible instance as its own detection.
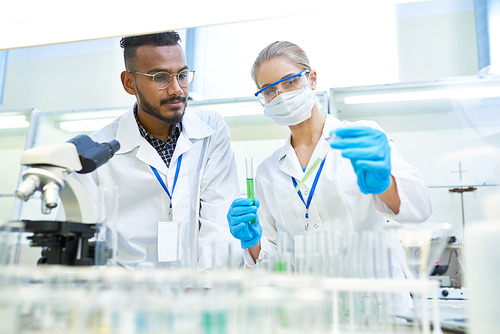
[59,118,115,132]
[344,86,500,104]
[0,115,29,129]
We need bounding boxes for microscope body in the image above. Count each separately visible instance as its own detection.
[17,142,96,223]
[15,135,120,265]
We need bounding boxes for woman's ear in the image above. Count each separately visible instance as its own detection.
[121,71,137,95]
[308,70,318,90]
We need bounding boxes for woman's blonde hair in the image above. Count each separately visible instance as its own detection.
[251,41,311,88]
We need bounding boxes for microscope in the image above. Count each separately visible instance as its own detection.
[14,135,120,266]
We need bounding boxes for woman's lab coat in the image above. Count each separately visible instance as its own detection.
[77,107,242,270]
[249,115,433,306]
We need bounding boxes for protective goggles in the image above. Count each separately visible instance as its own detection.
[254,69,310,106]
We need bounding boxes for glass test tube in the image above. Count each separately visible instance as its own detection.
[245,157,255,224]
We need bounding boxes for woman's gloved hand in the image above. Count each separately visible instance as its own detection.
[330,126,391,195]
[226,198,262,249]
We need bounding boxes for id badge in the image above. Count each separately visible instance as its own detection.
[158,221,183,262]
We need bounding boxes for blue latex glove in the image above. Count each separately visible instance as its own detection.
[227,198,262,249]
[330,126,391,195]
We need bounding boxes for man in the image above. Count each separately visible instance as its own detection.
[78,31,241,269]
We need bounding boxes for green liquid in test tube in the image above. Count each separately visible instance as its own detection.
[275,261,287,272]
[246,157,255,224]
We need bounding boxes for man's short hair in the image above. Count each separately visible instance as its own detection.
[120,31,181,70]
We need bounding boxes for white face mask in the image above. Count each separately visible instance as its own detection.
[263,86,316,126]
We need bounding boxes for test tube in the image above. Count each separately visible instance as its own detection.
[245,157,255,224]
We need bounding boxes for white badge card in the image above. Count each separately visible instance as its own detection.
[158,221,183,262]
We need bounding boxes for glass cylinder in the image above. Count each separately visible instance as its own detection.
[245,157,255,225]
[94,185,119,266]
[0,220,25,265]
[245,157,254,200]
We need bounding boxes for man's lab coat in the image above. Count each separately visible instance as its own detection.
[78,107,241,270]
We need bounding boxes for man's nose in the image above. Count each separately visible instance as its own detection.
[167,75,183,95]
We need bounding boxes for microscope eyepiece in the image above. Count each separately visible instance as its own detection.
[67,135,121,174]
[103,140,120,159]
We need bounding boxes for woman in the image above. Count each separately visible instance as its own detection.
[227,41,433,280]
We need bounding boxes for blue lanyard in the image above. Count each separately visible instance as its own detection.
[291,157,326,231]
[150,154,183,220]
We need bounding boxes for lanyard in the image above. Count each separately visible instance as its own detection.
[291,157,326,231]
[150,154,183,220]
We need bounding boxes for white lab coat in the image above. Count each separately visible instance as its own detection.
[77,106,242,270]
[246,115,433,307]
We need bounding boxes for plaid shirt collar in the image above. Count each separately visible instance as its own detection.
[134,104,182,168]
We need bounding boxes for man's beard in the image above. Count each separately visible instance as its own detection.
[137,88,187,124]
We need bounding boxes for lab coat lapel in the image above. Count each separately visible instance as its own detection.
[115,107,168,175]
[176,110,215,271]
[115,108,215,175]
[278,135,305,182]
[171,110,215,164]
[279,116,342,188]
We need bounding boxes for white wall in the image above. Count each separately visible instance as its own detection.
[2,38,134,112]
[0,127,29,222]
[189,0,477,99]
[1,1,478,110]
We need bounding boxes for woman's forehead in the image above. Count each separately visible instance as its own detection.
[256,57,303,88]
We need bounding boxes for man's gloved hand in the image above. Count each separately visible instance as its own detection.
[227,198,262,249]
[330,126,391,195]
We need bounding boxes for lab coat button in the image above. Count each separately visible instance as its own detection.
[314,224,319,229]
[304,190,309,195]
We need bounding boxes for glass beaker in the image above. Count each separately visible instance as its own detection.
[210,241,242,271]
[94,185,119,266]
[385,222,454,279]
[0,220,25,265]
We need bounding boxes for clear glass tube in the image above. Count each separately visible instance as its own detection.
[245,157,254,198]
[245,157,255,224]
